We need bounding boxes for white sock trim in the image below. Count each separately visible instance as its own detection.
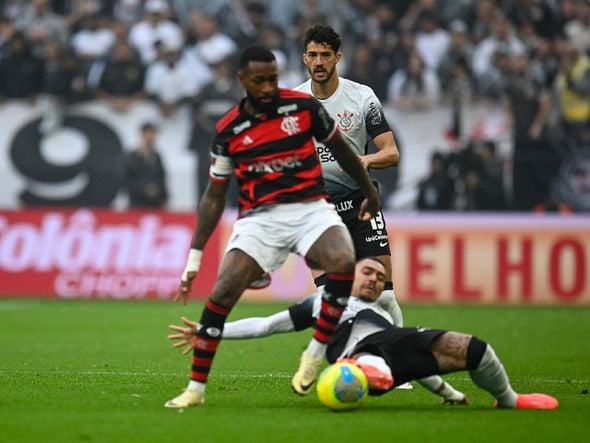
[187,380,206,393]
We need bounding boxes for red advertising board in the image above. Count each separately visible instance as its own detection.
[1,210,589,304]
[225,212,590,305]
[388,214,590,305]
[0,209,220,299]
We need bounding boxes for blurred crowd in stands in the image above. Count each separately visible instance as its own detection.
[0,0,589,212]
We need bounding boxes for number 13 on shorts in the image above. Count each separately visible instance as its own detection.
[369,212,385,230]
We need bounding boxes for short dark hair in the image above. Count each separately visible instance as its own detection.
[238,46,275,70]
[358,256,386,269]
[302,25,341,53]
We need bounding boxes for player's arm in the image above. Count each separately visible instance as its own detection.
[359,95,400,169]
[190,179,229,250]
[167,311,295,355]
[175,149,232,304]
[168,295,319,353]
[361,131,400,169]
[223,292,319,338]
[222,311,295,338]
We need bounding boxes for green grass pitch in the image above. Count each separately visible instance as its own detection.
[0,300,588,443]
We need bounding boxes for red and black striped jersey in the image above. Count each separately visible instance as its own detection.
[209,88,338,215]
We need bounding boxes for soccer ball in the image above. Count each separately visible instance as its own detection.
[316,362,368,411]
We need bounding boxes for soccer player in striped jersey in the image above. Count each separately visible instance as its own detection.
[168,257,559,410]
[165,46,380,408]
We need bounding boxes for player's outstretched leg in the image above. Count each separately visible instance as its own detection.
[417,376,468,405]
[292,273,353,395]
[468,340,558,410]
[510,393,559,410]
[165,389,204,408]
[292,351,324,396]
[165,300,230,408]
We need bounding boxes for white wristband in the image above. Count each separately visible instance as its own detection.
[181,249,203,281]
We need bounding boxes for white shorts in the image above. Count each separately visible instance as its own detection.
[225,199,347,272]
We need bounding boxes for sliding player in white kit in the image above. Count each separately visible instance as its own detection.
[168,257,558,410]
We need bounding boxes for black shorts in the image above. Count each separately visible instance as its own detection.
[334,190,391,258]
[350,327,446,388]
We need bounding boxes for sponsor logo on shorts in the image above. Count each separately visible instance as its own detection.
[334,200,353,212]
[379,241,388,247]
[365,234,388,243]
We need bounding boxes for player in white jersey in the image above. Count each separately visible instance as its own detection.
[293,25,404,333]
[168,257,559,410]
[241,25,403,393]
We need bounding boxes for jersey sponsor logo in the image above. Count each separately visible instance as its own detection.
[277,104,298,114]
[243,135,253,145]
[316,145,335,162]
[280,116,301,136]
[233,120,252,134]
[247,154,302,173]
[379,241,388,247]
[334,200,353,212]
[336,111,355,133]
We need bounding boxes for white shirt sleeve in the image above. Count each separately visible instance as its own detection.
[222,310,295,339]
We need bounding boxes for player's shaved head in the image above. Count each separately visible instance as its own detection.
[239,45,276,71]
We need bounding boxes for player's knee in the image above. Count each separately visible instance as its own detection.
[466,336,488,370]
[324,248,355,273]
[211,276,246,307]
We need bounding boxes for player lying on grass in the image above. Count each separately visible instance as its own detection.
[168,257,558,409]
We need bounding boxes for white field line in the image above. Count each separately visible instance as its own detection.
[0,370,292,378]
[0,370,586,384]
